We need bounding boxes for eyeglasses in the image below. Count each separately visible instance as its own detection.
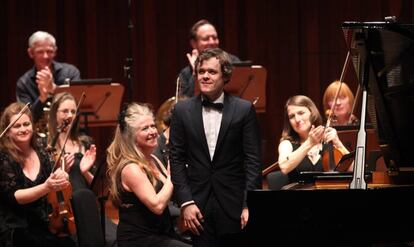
[58,109,76,115]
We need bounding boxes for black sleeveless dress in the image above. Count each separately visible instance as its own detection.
[116,161,186,247]
[287,143,327,183]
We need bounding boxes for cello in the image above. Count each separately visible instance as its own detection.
[47,92,86,236]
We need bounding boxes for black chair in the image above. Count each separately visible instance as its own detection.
[71,189,105,247]
[367,150,383,171]
[266,171,289,190]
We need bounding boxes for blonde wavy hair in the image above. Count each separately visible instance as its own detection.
[106,102,156,208]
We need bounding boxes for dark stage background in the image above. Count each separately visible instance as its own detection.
[1,0,413,168]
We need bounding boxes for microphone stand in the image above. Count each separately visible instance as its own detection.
[123,0,134,101]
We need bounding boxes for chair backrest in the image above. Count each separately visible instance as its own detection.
[266,171,289,190]
[71,188,105,247]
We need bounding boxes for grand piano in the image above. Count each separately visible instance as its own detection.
[247,21,414,245]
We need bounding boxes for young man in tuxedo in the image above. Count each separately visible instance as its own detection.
[170,48,261,247]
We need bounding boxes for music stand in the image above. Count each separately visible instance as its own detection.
[90,157,111,240]
[69,78,112,85]
[195,65,267,113]
[335,126,386,171]
[227,65,267,112]
[55,83,124,130]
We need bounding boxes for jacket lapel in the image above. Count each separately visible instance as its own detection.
[191,96,211,161]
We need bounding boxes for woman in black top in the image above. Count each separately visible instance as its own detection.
[107,102,190,247]
[47,92,96,191]
[0,102,75,247]
[277,95,350,183]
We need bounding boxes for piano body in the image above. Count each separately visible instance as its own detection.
[247,21,414,245]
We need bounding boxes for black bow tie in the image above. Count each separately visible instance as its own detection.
[202,100,224,111]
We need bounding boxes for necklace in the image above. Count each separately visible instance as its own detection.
[307,148,319,157]
[307,144,322,165]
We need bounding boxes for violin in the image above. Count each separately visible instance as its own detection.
[47,157,76,236]
[321,142,344,172]
[47,119,76,236]
[47,92,86,236]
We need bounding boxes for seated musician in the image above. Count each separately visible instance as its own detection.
[277,95,350,183]
[47,92,96,192]
[323,80,359,126]
[153,102,175,167]
[153,95,188,167]
[0,102,75,247]
[106,103,190,247]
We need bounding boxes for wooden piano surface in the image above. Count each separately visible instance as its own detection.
[282,170,414,190]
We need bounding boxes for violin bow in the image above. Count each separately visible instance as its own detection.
[326,51,351,128]
[0,102,31,139]
[175,76,180,104]
[262,161,280,177]
[52,92,86,172]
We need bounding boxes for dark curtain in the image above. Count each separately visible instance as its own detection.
[1,0,412,166]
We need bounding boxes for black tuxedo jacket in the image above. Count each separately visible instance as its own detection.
[169,93,262,222]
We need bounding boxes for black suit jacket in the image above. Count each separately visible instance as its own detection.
[169,93,262,222]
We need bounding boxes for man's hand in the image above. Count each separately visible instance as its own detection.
[181,203,204,235]
[241,207,249,229]
[186,49,199,72]
[36,66,56,102]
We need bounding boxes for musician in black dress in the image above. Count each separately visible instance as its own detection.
[106,103,190,247]
[47,92,96,192]
[277,95,349,183]
[0,102,75,247]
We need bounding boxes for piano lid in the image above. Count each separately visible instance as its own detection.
[342,21,414,170]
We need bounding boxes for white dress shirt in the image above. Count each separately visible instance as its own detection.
[202,93,224,160]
